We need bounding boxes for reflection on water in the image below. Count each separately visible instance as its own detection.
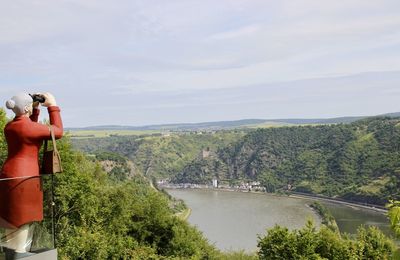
[323,202,394,238]
[167,189,394,251]
[167,189,320,251]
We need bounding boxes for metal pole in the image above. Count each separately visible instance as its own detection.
[51,174,56,249]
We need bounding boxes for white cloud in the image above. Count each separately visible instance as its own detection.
[0,0,399,126]
[207,25,260,41]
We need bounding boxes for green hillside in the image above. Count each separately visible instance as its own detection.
[174,117,400,205]
[73,131,244,179]
[74,117,400,206]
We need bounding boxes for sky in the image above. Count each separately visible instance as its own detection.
[0,0,400,127]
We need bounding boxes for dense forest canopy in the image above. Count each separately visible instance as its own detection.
[202,117,400,205]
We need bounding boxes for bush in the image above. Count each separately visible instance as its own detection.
[257,221,394,260]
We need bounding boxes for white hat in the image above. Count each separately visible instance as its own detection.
[5,92,33,116]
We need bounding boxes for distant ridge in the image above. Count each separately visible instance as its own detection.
[66,112,400,131]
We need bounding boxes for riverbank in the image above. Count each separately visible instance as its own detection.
[309,201,339,231]
[288,192,388,214]
[175,207,192,221]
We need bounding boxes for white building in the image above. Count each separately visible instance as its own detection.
[212,178,218,188]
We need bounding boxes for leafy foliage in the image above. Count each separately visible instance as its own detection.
[93,151,132,181]
[387,200,400,237]
[0,109,8,167]
[52,137,221,259]
[257,221,395,260]
[309,202,338,232]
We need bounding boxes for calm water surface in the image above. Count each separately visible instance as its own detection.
[166,189,393,251]
[324,202,393,236]
[167,189,320,251]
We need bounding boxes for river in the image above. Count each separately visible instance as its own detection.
[166,188,394,252]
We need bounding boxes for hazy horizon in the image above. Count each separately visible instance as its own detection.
[66,109,399,129]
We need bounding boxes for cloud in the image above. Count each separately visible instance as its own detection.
[58,70,400,126]
[207,25,260,41]
[0,1,400,126]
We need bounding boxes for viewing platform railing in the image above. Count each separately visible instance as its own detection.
[0,175,56,260]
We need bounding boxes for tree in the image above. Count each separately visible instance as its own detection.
[0,109,8,166]
[257,221,394,260]
[259,170,280,193]
[50,136,221,259]
[387,200,400,237]
[257,225,298,260]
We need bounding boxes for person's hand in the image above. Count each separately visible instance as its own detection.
[41,92,57,107]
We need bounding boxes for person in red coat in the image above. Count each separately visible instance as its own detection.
[0,92,63,257]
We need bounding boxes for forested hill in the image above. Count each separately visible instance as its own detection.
[174,117,400,205]
[73,117,400,206]
[73,131,243,179]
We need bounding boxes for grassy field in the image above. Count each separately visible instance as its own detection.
[68,121,331,138]
[245,121,293,128]
[68,129,162,138]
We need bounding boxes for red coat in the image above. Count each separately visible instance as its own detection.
[0,106,63,228]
